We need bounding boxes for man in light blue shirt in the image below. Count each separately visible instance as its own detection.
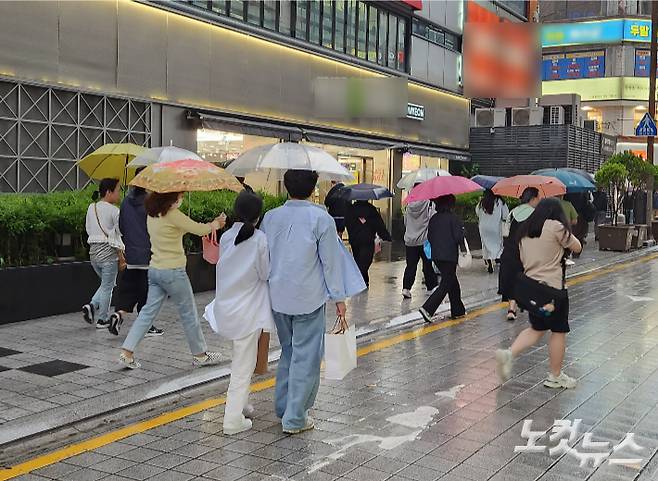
[260,170,348,434]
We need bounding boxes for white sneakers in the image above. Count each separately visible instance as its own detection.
[495,349,513,382]
[283,416,315,435]
[496,348,577,389]
[192,352,222,366]
[223,417,252,436]
[544,372,577,389]
[402,289,412,299]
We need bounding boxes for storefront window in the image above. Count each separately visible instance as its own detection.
[388,14,397,69]
[368,5,378,63]
[246,1,261,26]
[335,0,345,52]
[230,0,245,20]
[309,1,321,44]
[357,2,368,59]
[211,0,227,14]
[378,10,387,66]
[295,1,308,40]
[397,18,406,71]
[263,0,277,30]
[279,0,292,35]
[346,0,357,56]
[322,1,334,48]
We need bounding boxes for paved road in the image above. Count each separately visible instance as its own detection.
[2,248,658,480]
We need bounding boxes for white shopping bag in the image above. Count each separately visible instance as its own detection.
[324,319,357,380]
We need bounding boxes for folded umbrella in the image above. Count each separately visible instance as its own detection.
[341,183,393,201]
[127,146,203,168]
[493,175,566,199]
[130,159,243,193]
[471,175,503,190]
[531,168,595,193]
[77,143,147,183]
[404,176,482,204]
[227,142,353,181]
[397,168,451,190]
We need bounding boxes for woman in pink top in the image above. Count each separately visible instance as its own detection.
[496,198,582,389]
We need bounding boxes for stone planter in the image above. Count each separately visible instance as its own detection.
[632,225,648,249]
[0,254,216,324]
[597,225,635,252]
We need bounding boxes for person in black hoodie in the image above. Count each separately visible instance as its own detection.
[418,194,466,323]
[108,184,164,337]
[345,200,392,287]
[324,181,350,235]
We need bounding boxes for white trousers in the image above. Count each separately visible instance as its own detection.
[223,329,261,429]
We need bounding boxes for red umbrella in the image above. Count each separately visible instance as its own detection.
[492,175,566,199]
[404,176,482,204]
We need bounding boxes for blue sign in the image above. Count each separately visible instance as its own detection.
[635,113,657,136]
[542,51,605,81]
[634,49,658,77]
[541,19,652,47]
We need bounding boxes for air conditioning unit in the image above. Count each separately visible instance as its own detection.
[512,107,544,126]
[584,119,600,132]
[475,108,506,127]
[549,106,565,125]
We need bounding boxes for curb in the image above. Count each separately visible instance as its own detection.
[1,246,656,448]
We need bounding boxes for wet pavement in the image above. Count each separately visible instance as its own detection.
[0,237,652,446]
[2,244,658,480]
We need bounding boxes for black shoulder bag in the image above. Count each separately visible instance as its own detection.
[514,257,567,318]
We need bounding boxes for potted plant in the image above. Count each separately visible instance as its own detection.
[595,155,635,251]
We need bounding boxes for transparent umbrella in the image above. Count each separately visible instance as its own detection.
[127,146,203,169]
[226,142,353,181]
[397,168,451,190]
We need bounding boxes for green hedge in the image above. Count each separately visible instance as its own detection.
[0,189,286,268]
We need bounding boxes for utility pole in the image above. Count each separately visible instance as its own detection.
[646,0,658,241]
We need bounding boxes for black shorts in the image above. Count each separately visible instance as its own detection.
[114,269,148,313]
[528,295,570,333]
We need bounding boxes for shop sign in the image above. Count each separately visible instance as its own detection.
[541,19,651,48]
[407,103,425,121]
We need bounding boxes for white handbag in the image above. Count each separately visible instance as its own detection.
[458,239,472,269]
[324,318,357,380]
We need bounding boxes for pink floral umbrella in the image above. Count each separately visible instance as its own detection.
[130,159,243,193]
[404,175,483,204]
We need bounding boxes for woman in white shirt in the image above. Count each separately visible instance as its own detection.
[204,191,274,435]
[83,178,123,329]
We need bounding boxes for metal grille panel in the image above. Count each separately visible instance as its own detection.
[0,79,151,192]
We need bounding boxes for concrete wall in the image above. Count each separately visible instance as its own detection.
[0,0,469,150]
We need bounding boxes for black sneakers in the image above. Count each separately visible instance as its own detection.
[82,304,95,325]
[96,319,111,330]
[108,312,123,336]
[145,326,164,337]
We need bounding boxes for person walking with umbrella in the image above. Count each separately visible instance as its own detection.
[108,170,164,338]
[476,189,509,273]
[118,160,241,369]
[344,185,393,287]
[82,178,123,330]
[418,194,467,322]
[324,181,350,236]
[402,183,438,299]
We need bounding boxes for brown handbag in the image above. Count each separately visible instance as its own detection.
[254,331,270,375]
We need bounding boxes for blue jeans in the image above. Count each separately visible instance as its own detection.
[90,261,118,322]
[273,305,325,431]
[122,268,207,355]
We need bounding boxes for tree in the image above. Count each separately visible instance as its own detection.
[595,161,628,225]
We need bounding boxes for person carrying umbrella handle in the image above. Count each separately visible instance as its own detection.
[119,191,226,370]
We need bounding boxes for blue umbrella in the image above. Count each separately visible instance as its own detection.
[471,175,503,190]
[532,168,596,193]
[342,183,393,201]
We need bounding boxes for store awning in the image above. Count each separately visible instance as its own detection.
[190,111,471,162]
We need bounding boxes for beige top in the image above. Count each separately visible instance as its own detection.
[520,220,581,289]
[147,208,212,270]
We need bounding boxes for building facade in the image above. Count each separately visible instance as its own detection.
[539,0,658,158]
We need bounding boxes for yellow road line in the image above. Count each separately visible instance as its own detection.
[1,253,655,480]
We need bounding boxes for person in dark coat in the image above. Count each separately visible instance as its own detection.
[498,187,540,321]
[324,181,350,235]
[108,184,164,337]
[418,194,467,322]
[345,200,392,287]
[592,190,608,241]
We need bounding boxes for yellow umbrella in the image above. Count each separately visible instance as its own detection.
[130,159,243,193]
[77,143,148,183]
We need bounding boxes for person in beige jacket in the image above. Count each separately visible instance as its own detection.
[496,198,582,389]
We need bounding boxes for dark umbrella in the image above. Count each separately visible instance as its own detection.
[471,175,503,190]
[560,167,596,184]
[341,183,393,201]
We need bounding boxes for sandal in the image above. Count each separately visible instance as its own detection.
[506,309,517,321]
